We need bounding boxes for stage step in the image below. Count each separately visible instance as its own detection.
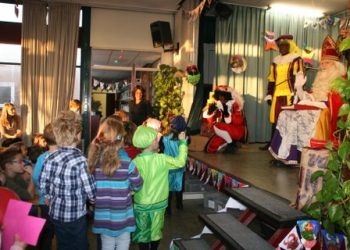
[224,186,309,228]
[183,192,204,200]
[184,178,214,193]
[173,238,211,250]
[199,212,274,250]
[203,191,229,211]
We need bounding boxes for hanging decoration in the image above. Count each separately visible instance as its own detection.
[229,55,247,74]
[304,16,340,30]
[278,226,303,250]
[14,0,21,17]
[188,0,215,21]
[278,222,347,249]
[187,157,249,191]
[186,64,200,85]
[297,220,320,249]
[264,31,278,51]
[339,18,350,39]
[301,46,315,68]
[321,230,345,249]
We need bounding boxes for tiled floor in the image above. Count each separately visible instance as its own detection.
[87,176,219,250]
[60,144,300,249]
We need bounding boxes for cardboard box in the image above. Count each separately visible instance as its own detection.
[188,135,209,152]
[295,147,329,209]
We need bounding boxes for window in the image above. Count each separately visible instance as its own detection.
[0,3,22,23]
[0,3,82,109]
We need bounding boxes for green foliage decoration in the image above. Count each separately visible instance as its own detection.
[306,69,350,242]
[152,64,185,128]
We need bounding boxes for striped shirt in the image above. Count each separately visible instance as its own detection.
[39,147,96,222]
[92,149,143,236]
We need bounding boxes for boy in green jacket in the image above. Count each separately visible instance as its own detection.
[132,126,188,250]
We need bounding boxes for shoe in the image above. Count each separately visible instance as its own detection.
[269,159,279,166]
[176,203,183,210]
[274,160,288,168]
[259,143,270,151]
[223,142,238,154]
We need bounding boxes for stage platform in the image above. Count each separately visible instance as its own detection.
[188,143,299,202]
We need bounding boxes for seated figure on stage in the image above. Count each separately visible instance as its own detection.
[269,35,346,167]
[202,85,245,153]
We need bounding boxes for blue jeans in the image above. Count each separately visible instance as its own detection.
[101,233,130,250]
[51,215,88,250]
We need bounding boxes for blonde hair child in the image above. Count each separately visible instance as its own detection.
[88,117,143,250]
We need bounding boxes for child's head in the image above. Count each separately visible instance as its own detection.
[1,103,17,129]
[32,133,47,148]
[27,146,46,164]
[170,116,187,133]
[88,117,125,176]
[69,99,81,113]
[114,110,129,122]
[143,118,162,133]
[9,142,28,158]
[97,117,126,143]
[132,126,158,151]
[52,111,82,147]
[43,123,56,146]
[123,121,137,146]
[0,147,24,176]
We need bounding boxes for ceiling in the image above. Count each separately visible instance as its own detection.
[86,0,348,82]
[67,0,348,15]
[91,49,161,82]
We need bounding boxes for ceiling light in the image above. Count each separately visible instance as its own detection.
[269,3,324,18]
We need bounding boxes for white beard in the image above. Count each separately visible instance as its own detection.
[311,63,345,101]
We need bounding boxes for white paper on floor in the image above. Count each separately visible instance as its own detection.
[169,197,246,249]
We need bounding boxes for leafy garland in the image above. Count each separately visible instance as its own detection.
[306,70,350,242]
[152,64,185,129]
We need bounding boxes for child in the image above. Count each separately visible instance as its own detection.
[88,117,143,250]
[123,121,141,159]
[132,126,188,250]
[32,123,57,250]
[69,99,82,114]
[0,147,35,201]
[9,142,33,183]
[161,115,189,215]
[0,103,22,147]
[39,111,96,250]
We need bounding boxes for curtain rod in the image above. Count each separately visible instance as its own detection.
[221,1,268,10]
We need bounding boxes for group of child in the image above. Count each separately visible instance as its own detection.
[0,104,189,250]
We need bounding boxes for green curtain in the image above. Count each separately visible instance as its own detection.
[215,6,340,142]
[215,6,267,142]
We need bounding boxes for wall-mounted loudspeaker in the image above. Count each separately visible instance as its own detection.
[150,21,173,48]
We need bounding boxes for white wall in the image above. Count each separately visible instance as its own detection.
[91,8,173,52]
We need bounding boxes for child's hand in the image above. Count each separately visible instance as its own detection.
[23,165,33,175]
[178,132,186,140]
[11,234,27,250]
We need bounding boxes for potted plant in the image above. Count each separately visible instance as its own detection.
[306,69,350,245]
[91,98,102,117]
[152,64,185,129]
